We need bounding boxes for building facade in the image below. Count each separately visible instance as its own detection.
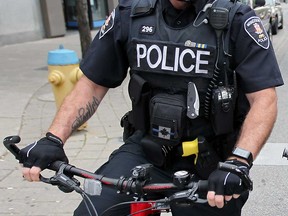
[0,0,117,46]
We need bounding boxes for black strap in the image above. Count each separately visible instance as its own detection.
[204,0,241,118]
[211,0,241,71]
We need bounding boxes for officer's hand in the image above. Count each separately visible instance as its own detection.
[207,160,250,208]
[19,132,68,182]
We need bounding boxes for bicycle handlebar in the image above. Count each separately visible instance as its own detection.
[282,148,288,159]
[3,135,21,159]
[46,160,209,196]
[3,135,208,198]
[3,135,252,197]
[4,135,257,216]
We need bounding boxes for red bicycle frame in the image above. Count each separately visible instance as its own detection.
[130,201,160,216]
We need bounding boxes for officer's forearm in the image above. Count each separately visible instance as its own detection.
[232,88,278,161]
[48,75,109,143]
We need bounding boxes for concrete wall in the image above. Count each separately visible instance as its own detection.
[0,0,45,46]
[107,0,118,13]
[0,0,119,47]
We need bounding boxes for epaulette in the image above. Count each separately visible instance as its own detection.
[131,0,158,17]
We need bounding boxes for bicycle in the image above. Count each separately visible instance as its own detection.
[3,135,252,216]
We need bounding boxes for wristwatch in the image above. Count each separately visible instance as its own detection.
[232,147,253,167]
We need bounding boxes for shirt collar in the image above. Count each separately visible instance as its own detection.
[162,0,210,14]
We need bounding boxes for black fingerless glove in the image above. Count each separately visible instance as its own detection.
[19,132,68,170]
[208,160,251,196]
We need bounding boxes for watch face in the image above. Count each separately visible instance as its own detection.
[233,147,253,165]
[235,148,249,158]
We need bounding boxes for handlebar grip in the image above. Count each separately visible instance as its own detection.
[3,136,21,159]
[218,162,253,191]
[48,161,67,171]
[198,180,208,192]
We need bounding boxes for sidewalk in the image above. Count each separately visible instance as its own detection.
[0,30,132,215]
[1,23,288,215]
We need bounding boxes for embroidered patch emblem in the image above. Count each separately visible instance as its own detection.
[99,9,115,39]
[152,125,175,140]
[244,16,270,49]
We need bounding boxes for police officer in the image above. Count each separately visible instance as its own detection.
[19,0,283,215]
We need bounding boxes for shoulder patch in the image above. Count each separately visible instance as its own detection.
[99,9,115,39]
[244,16,270,49]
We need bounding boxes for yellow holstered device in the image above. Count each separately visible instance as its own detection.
[182,138,199,164]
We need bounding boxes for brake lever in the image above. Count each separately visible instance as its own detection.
[3,136,78,188]
[40,163,81,193]
[3,135,21,160]
[168,184,207,205]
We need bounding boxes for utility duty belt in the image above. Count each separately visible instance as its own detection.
[121,74,236,172]
[122,74,236,140]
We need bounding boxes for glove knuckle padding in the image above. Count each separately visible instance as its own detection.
[208,160,250,196]
[19,133,68,170]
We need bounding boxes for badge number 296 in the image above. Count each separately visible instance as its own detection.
[141,25,154,34]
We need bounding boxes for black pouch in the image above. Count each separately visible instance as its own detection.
[141,135,174,167]
[211,86,235,135]
[128,74,151,131]
[194,137,220,179]
[120,111,135,142]
[140,93,187,168]
[149,93,187,146]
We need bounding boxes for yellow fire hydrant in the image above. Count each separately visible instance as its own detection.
[47,45,87,130]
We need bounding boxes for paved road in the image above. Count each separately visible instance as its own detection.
[1,3,288,215]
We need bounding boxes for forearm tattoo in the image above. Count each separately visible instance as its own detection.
[72,96,100,131]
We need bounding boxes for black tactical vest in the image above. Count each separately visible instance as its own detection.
[127,0,218,96]
[124,0,241,140]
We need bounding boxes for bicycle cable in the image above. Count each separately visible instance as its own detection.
[100,201,133,216]
[81,191,99,216]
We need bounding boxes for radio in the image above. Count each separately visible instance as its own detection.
[211,85,234,135]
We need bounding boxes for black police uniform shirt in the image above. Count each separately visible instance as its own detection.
[80,0,283,94]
